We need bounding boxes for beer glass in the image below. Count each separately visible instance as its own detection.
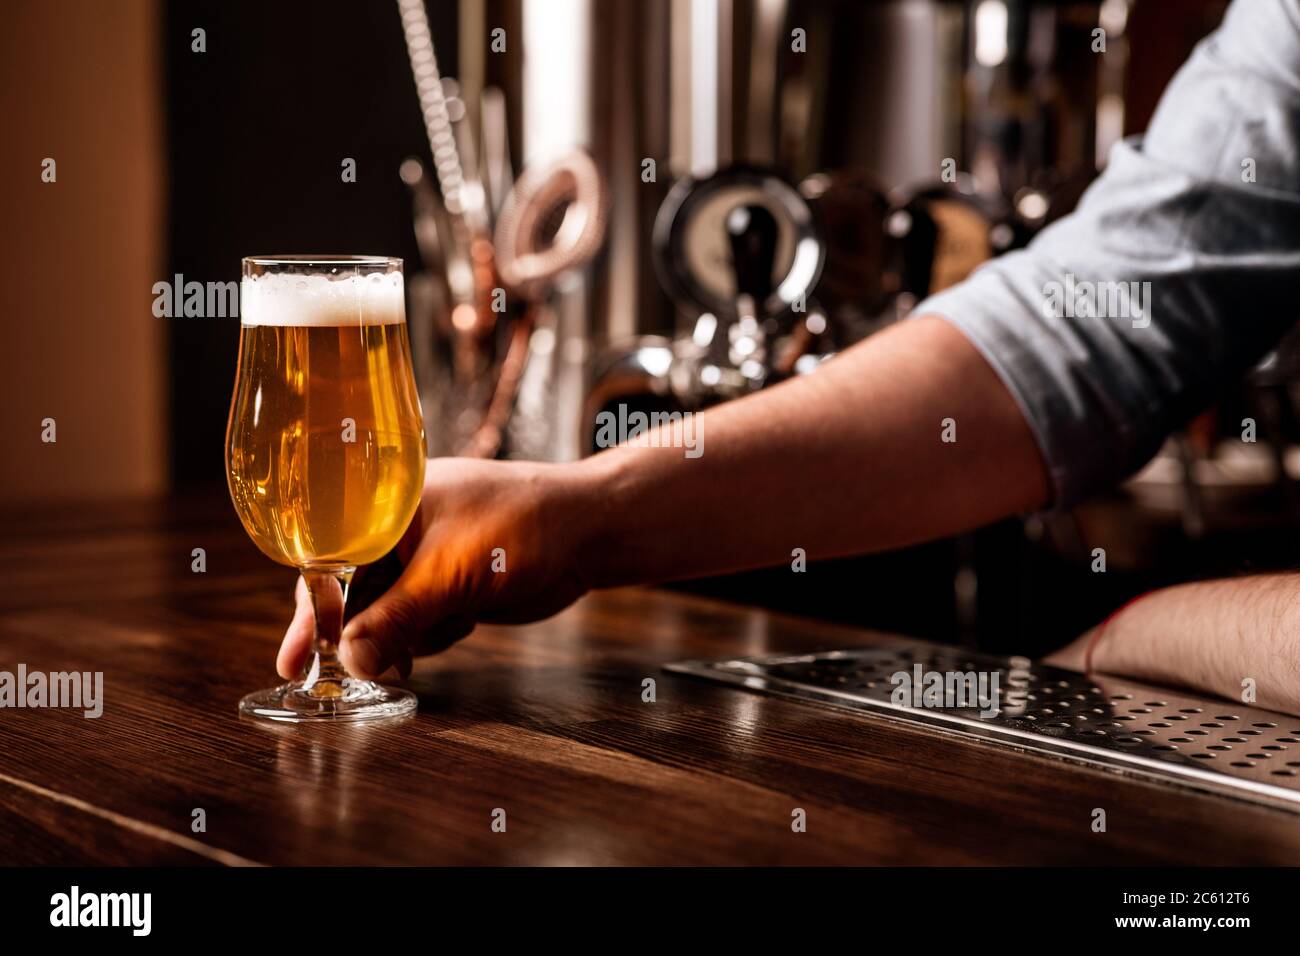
[227,256,426,721]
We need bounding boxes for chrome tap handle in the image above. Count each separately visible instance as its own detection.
[725,203,779,311]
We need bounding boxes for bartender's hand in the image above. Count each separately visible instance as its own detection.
[277,457,599,680]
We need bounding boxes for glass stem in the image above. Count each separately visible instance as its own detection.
[300,567,356,699]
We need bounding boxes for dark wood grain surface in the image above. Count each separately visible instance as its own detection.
[2,492,1298,865]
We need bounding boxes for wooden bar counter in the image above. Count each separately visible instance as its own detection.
[2,493,1298,866]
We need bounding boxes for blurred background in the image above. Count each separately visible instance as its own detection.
[14,0,1299,659]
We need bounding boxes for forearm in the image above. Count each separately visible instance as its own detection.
[1047,575,1300,715]
[578,315,1049,586]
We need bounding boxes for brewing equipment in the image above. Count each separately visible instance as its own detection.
[587,165,825,418]
[397,0,609,460]
[392,0,1148,464]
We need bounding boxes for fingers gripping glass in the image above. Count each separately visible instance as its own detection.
[226,256,425,721]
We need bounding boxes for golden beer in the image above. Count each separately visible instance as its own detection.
[228,256,423,722]
[226,270,426,569]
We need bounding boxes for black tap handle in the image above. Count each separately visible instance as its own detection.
[726,203,778,306]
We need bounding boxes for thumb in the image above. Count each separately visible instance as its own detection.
[339,569,476,678]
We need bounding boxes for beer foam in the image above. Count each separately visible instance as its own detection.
[240,271,405,326]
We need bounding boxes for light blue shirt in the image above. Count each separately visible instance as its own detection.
[919,0,1300,506]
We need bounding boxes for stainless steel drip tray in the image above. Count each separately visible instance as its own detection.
[665,641,1300,813]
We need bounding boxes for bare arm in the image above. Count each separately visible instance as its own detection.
[1046,575,1300,716]
[582,314,1049,586]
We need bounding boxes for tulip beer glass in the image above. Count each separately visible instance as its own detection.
[226,256,425,721]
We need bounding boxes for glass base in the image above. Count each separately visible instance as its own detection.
[239,679,417,723]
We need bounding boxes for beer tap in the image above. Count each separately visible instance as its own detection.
[586,165,827,448]
[721,202,778,390]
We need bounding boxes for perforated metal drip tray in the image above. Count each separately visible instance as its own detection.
[665,642,1300,813]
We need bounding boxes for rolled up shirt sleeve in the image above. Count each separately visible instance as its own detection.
[917,0,1300,507]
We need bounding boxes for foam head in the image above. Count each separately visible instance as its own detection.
[240,271,405,326]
